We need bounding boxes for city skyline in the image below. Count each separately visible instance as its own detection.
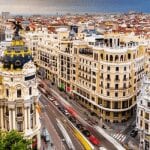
[0,0,150,15]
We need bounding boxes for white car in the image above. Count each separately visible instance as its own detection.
[99,147,107,150]
[49,97,54,101]
[53,101,59,106]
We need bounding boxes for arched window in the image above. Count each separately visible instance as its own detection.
[115,55,119,61]
[110,55,113,61]
[120,55,124,61]
[128,53,131,60]
[106,54,108,60]
[100,53,103,59]
[17,89,21,98]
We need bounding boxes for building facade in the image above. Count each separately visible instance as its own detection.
[0,35,41,149]
[35,28,147,123]
[137,74,150,150]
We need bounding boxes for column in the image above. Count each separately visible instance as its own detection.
[12,110,16,130]
[28,107,31,130]
[37,132,41,150]
[0,107,4,129]
[24,108,27,131]
[9,109,12,130]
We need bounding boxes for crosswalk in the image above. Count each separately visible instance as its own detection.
[111,133,126,143]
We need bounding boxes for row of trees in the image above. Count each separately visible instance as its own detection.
[0,130,32,150]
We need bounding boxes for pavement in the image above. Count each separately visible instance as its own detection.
[40,79,140,150]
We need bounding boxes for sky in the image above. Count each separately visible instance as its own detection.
[0,0,149,15]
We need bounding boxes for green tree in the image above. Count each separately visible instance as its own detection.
[0,130,32,150]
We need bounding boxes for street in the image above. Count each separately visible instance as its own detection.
[39,94,84,150]
[39,79,118,150]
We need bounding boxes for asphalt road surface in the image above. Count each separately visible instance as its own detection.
[39,94,84,150]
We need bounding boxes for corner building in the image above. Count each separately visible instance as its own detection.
[0,36,41,149]
[72,35,147,123]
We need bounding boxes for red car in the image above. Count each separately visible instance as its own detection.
[88,135,100,146]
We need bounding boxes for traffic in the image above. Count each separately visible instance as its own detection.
[37,83,105,150]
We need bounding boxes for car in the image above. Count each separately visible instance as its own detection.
[76,123,84,130]
[68,116,76,123]
[58,106,65,112]
[64,110,69,116]
[99,147,107,150]
[130,129,138,137]
[88,135,100,146]
[53,101,59,106]
[49,97,55,101]
[82,130,91,137]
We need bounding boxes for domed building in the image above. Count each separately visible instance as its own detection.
[0,34,41,149]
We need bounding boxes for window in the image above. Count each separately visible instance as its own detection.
[107,83,110,88]
[107,91,110,96]
[17,107,22,116]
[145,113,149,120]
[148,102,150,107]
[115,92,118,97]
[107,66,110,71]
[140,110,143,116]
[114,102,118,109]
[116,67,119,71]
[6,89,9,97]
[123,92,126,96]
[114,112,118,117]
[115,84,118,89]
[115,75,119,80]
[92,86,96,91]
[123,83,126,88]
[107,74,110,80]
[101,89,103,94]
[106,111,110,116]
[17,89,21,98]
[124,67,126,71]
[29,87,32,95]
[17,122,23,132]
[101,65,103,69]
[94,53,98,61]
[128,53,131,59]
[145,123,149,130]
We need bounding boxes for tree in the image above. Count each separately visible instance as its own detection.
[0,130,32,150]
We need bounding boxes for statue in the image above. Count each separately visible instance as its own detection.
[11,21,22,37]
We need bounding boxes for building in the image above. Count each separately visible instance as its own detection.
[137,73,150,150]
[35,27,147,123]
[0,33,41,149]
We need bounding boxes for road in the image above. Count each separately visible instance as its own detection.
[39,94,84,150]
[39,79,117,150]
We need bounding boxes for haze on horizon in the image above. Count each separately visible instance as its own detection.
[0,0,149,14]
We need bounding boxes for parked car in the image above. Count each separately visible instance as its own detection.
[130,129,138,137]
